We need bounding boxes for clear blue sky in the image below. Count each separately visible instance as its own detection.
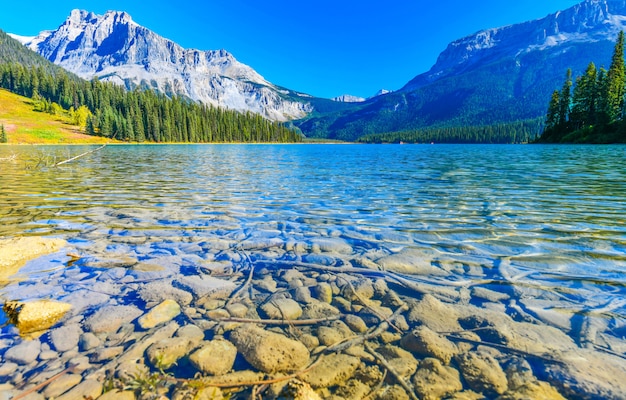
[1,0,580,99]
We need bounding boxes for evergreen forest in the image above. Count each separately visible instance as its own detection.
[357,120,543,144]
[0,30,301,143]
[537,31,626,143]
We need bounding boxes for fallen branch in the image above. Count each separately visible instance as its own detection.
[213,315,342,326]
[14,364,77,400]
[226,264,255,306]
[445,334,566,366]
[53,143,106,167]
[364,343,418,400]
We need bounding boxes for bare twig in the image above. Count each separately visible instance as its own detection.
[226,264,255,306]
[362,369,388,400]
[14,364,77,400]
[364,343,418,400]
[213,315,341,326]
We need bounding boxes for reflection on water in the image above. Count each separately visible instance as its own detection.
[0,144,625,398]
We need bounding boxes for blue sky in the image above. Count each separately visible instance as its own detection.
[2,0,580,99]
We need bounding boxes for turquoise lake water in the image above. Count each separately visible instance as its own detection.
[1,143,625,397]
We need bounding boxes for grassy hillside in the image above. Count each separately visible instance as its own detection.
[0,89,113,144]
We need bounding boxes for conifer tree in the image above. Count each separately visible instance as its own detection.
[558,69,572,128]
[571,62,597,129]
[0,124,7,143]
[546,90,561,130]
[605,31,626,123]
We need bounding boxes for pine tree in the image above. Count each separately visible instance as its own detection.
[0,124,7,143]
[546,90,561,130]
[570,62,597,129]
[605,31,626,123]
[558,69,572,128]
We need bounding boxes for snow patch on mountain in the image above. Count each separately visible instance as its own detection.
[19,9,311,121]
[331,94,365,103]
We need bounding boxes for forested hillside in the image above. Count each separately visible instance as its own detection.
[537,32,626,144]
[0,30,301,143]
[358,120,543,144]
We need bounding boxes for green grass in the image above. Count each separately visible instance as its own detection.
[0,88,116,144]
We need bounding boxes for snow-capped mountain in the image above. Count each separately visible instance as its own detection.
[402,0,626,91]
[298,0,626,140]
[15,10,311,121]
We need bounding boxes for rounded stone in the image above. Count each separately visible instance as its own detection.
[189,339,237,376]
[138,299,181,329]
[229,324,310,373]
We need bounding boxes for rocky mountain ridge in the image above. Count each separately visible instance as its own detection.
[14,10,311,121]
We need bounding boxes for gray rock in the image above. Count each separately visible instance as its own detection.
[4,339,40,365]
[138,281,193,306]
[174,275,236,299]
[377,248,448,276]
[309,238,353,254]
[413,358,463,400]
[90,346,124,362]
[39,350,59,360]
[260,298,303,320]
[55,379,102,400]
[42,373,83,398]
[78,332,101,351]
[0,362,18,377]
[300,353,360,388]
[229,324,310,373]
[401,326,459,364]
[84,305,143,334]
[293,286,314,304]
[189,339,237,375]
[50,323,82,352]
[176,324,205,341]
[59,290,110,315]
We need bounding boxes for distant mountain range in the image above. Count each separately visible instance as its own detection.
[7,0,626,141]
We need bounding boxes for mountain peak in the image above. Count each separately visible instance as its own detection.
[20,9,311,121]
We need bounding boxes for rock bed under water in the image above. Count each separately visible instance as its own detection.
[1,223,626,400]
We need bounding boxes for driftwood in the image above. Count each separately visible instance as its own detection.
[53,143,107,167]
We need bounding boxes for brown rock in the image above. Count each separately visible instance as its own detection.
[413,358,463,400]
[230,324,309,373]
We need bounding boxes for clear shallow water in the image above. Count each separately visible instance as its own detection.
[1,144,626,396]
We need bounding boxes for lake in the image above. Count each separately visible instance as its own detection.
[1,144,625,399]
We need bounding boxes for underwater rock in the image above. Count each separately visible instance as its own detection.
[3,300,72,336]
[50,323,82,352]
[0,237,66,284]
[4,339,40,365]
[189,339,237,376]
[229,324,310,373]
[300,353,361,388]
[401,326,458,364]
[138,299,181,329]
[412,358,463,400]
[260,298,303,320]
[456,351,508,396]
[84,305,142,334]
